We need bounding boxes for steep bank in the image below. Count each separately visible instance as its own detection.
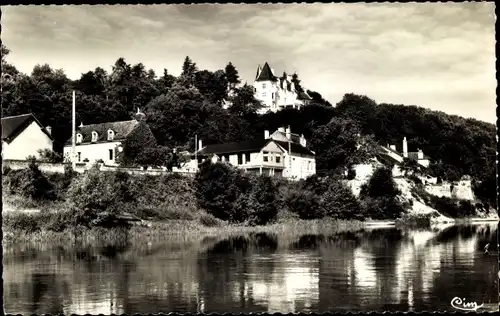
[346,164,498,224]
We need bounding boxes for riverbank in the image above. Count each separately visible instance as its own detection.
[2,208,367,246]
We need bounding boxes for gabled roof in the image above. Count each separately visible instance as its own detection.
[274,140,315,157]
[198,138,271,156]
[255,62,278,82]
[65,120,139,145]
[1,113,54,143]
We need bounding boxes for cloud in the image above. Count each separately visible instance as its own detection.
[1,3,495,122]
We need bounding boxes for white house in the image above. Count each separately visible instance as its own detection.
[253,62,312,114]
[1,113,54,160]
[189,126,316,180]
[63,111,151,166]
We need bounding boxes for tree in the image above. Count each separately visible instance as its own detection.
[145,83,204,147]
[228,84,263,116]
[310,116,377,173]
[399,157,422,176]
[291,72,303,93]
[195,162,248,221]
[180,56,198,87]
[194,69,228,105]
[225,62,241,89]
[116,121,158,167]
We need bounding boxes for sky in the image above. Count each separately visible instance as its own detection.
[1,3,496,123]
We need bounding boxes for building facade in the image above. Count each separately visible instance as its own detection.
[189,127,316,180]
[253,62,312,114]
[1,113,54,160]
[63,111,152,166]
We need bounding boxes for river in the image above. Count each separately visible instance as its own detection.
[3,222,498,313]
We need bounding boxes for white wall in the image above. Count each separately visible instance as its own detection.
[2,121,53,160]
[283,153,316,180]
[253,79,300,114]
[64,141,122,166]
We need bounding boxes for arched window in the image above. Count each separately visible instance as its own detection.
[107,129,114,141]
[91,131,98,142]
[76,133,83,144]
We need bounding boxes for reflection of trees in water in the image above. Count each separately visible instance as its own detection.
[196,232,278,313]
[30,273,68,314]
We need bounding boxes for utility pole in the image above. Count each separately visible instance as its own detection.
[72,90,76,170]
[194,134,198,170]
[288,125,292,178]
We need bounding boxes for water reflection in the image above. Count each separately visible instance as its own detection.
[3,223,498,314]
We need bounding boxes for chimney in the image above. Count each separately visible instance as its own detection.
[417,149,424,160]
[403,137,408,158]
[135,108,146,121]
[264,130,270,139]
[45,126,52,135]
[79,122,84,128]
[300,134,307,147]
[198,139,203,151]
[390,145,396,151]
[285,126,291,140]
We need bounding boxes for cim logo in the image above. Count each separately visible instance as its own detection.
[450,297,484,311]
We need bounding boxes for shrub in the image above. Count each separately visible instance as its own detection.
[361,166,400,198]
[67,166,131,226]
[322,181,363,220]
[286,188,323,219]
[239,175,281,226]
[37,148,63,163]
[195,162,248,221]
[3,161,55,201]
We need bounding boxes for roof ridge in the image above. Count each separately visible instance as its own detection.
[1,113,33,120]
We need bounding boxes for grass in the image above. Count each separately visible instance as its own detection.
[2,205,367,247]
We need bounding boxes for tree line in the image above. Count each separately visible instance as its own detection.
[1,44,496,208]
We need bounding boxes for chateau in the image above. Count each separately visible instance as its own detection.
[253,62,312,114]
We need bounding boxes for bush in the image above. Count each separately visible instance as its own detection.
[322,181,363,220]
[360,167,406,219]
[195,162,249,221]
[66,166,132,226]
[237,175,281,226]
[3,161,55,201]
[285,188,323,219]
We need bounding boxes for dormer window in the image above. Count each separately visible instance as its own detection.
[91,131,98,142]
[76,133,83,144]
[107,129,115,141]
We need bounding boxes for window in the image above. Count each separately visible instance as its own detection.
[77,152,81,162]
[245,153,251,164]
[76,133,83,143]
[263,151,269,162]
[225,154,230,162]
[308,161,312,170]
[238,154,243,165]
[262,92,267,97]
[109,149,114,161]
[263,83,267,89]
[91,131,98,142]
[276,156,281,163]
[272,93,274,99]
[107,130,114,141]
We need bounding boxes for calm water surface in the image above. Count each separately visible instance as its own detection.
[3,223,498,313]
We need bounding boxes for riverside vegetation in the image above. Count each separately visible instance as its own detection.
[2,44,496,243]
[2,157,488,245]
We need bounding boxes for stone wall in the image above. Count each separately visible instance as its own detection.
[2,159,195,177]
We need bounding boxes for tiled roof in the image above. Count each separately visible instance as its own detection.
[274,140,315,157]
[1,113,53,143]
[198,138,315,157]
[198,138,271,155]
[255,62,278,82]
[65,120,139,145]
